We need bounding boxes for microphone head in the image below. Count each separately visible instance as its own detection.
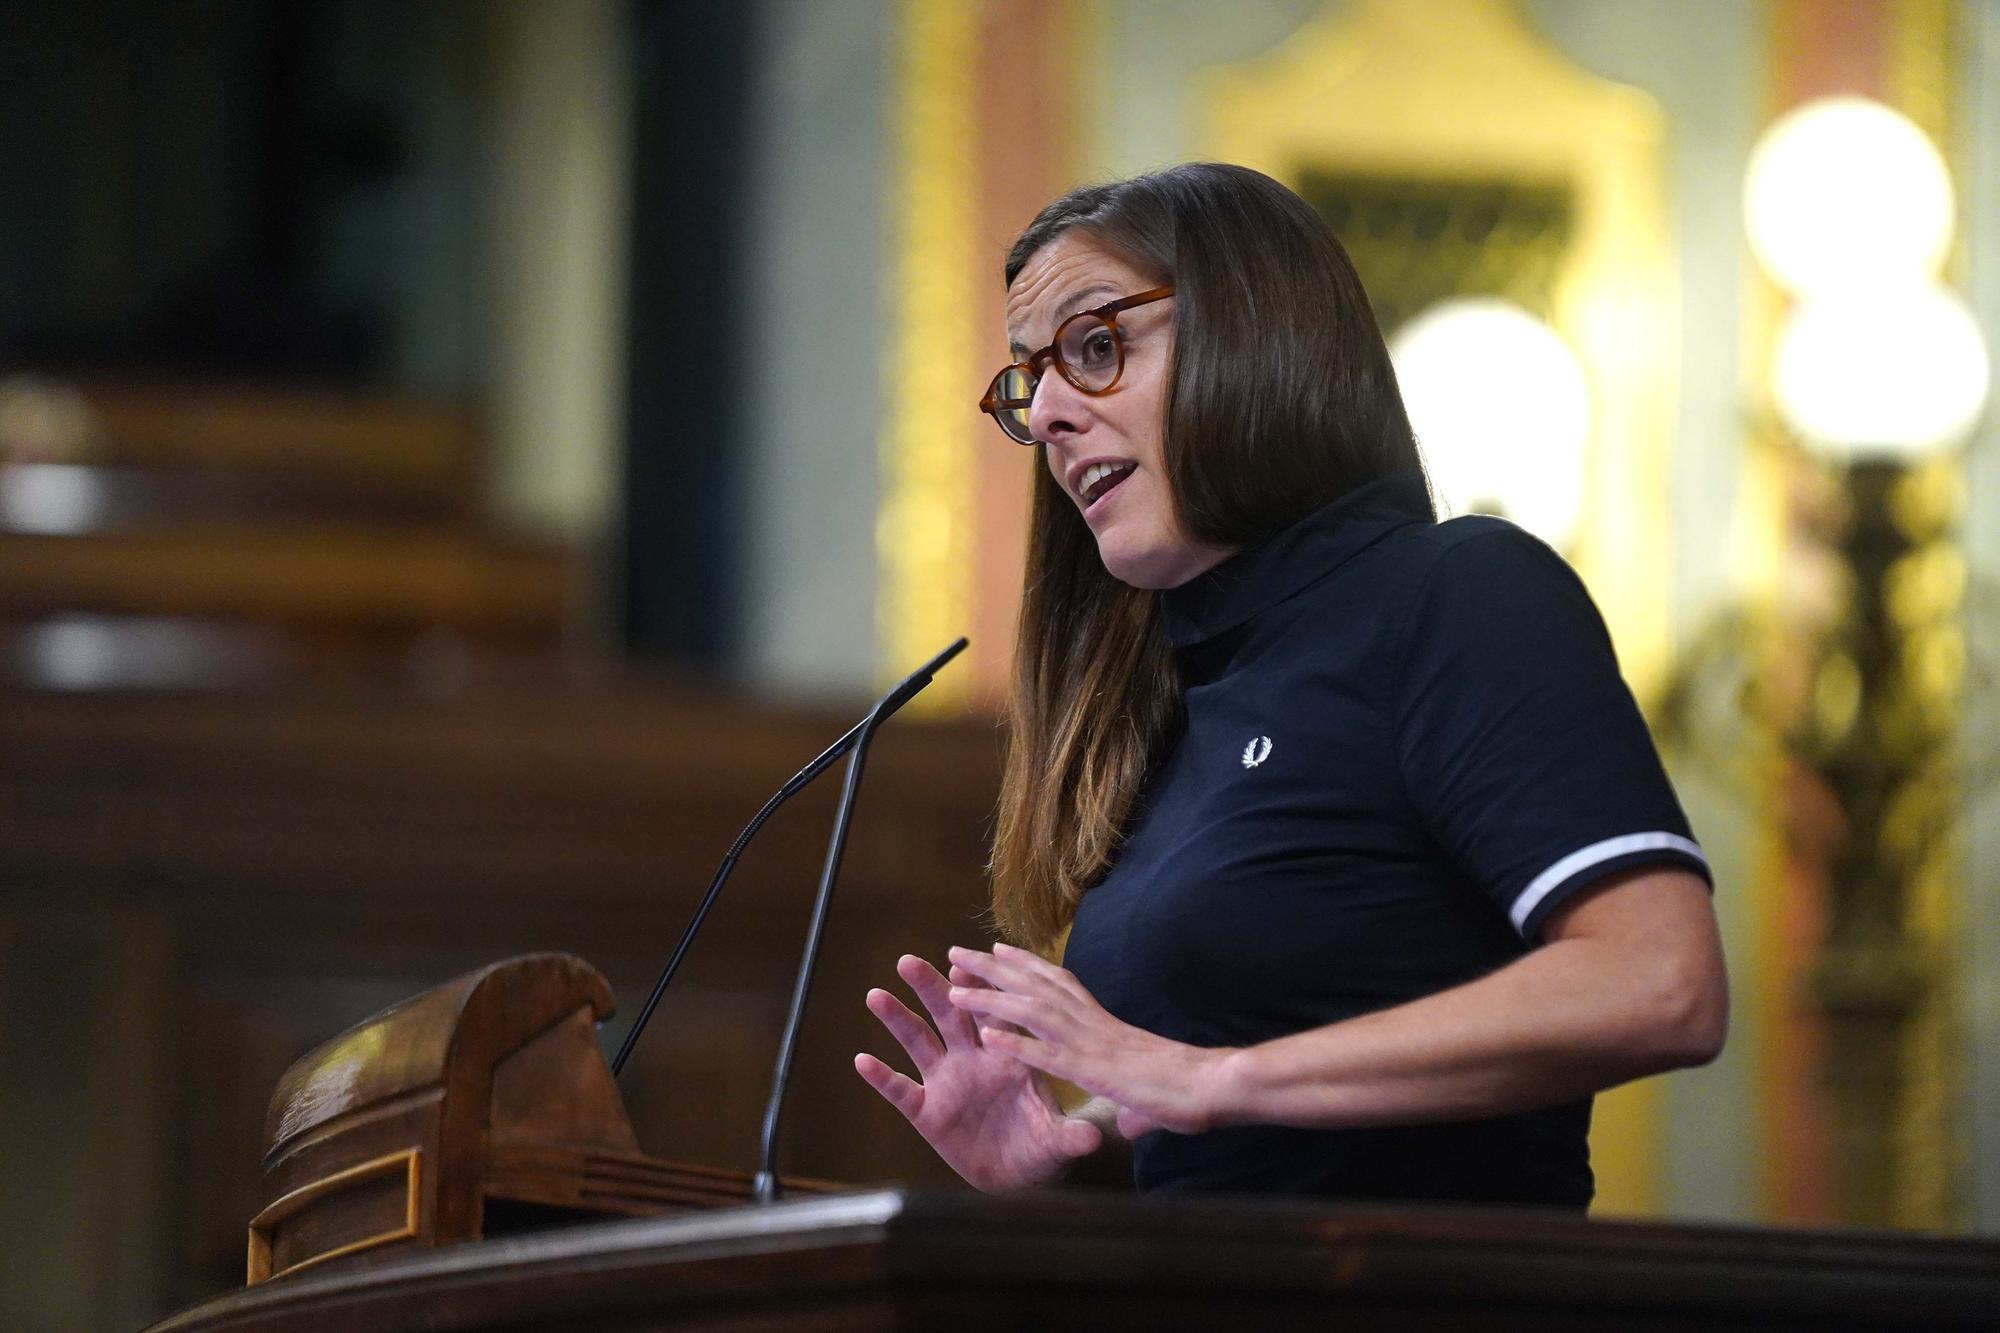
[918,636,970,678]
[879,637,970,715]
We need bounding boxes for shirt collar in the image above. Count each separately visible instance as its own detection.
[1160,470,1433,649]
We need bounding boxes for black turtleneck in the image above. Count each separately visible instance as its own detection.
[1062,470,1709,1206]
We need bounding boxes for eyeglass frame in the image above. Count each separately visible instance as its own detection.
[977,286,1175,444]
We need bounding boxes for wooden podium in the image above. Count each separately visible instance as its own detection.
[242,953,824,1285]
[157,1187,2000,1331]
[154,952,2000,1330]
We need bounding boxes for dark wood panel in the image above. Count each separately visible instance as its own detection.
[0,680,1003,1328]
[0,462,473,534]
[0,528,569,634]
[77,383,478,498]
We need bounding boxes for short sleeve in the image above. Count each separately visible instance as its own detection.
[1393,524,1711,941]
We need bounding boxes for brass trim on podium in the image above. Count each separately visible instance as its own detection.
[247,1148,422,1285]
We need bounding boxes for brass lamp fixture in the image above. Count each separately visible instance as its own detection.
[1746,96,1990,1226]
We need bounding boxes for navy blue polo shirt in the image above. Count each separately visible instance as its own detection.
[1062,469,1710,1206]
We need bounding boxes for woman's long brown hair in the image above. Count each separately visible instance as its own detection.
[989,164,1427,951]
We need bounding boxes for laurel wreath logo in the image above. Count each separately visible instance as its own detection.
[1241,735,1273,768]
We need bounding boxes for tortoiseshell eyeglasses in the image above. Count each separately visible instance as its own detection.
[977,286,1174,445]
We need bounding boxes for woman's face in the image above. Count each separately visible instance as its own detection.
[1005,231,1233,590]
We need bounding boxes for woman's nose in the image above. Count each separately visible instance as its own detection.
[1027,368,1093,444]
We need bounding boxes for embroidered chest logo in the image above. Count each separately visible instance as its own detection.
[1241,735,1273,768]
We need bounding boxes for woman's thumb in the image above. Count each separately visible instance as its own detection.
[1060,1115,1103,1158]
[1115,1105,1160,1140]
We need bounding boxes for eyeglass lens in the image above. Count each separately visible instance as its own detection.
[1056,313,1121,392]
[988,311,1124,445]
[992,367,1036,443]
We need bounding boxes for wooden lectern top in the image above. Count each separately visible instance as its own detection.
[154,1187,2000,1332]
[264,952,627,1159]
[247,953,818,1287]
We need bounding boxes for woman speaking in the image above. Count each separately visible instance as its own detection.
[856,162,1726,1207]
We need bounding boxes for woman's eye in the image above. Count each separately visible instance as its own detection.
[1081,330,1115,365]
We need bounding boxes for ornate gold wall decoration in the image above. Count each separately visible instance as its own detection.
[1206,0,1676,696]
[1294,174,1574,335]
[880,0,979,702]
[1204,0,1678,1212]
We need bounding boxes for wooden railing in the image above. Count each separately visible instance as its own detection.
[0,379,570,688]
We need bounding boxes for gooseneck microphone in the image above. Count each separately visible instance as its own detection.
[608,638,969,1091]
[610,638,968,1081]
[751,636,968,1203]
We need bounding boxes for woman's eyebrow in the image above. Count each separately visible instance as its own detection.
[1007,282,1122,358]
[1055,282,1120,319]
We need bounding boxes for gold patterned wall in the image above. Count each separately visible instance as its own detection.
[1294,174,1574,337]
[878,0,1088,706]
[879,0,979,705]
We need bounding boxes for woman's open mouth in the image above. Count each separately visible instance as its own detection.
[1080,462,1136,511]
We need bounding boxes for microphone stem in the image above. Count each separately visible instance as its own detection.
[604,637,964,1192]
[609,719,868,1079]
[753,707,883,1203]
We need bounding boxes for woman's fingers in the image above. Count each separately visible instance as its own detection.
[854,1051,924,1120]
[946,944,1031,991]
[865,987,945,1073]
[950,984,1063,1040]
[992,941,1095,1003]
[950,964,1034,1038]
[948,943,1091,1006]
[897,954,983,1048]
[976,1025,1068,1081]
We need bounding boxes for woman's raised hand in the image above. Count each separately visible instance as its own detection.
[943,942,1233,1140]
[856,953,1102,1191]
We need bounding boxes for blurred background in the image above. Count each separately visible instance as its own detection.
[1,0,1996,1327]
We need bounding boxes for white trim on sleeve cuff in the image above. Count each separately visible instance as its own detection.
[1510,832,1709,935]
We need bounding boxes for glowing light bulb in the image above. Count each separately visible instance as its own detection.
[1773,282,1990,458]
[1391,298,1590,551]
[1745,97,1954,298]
